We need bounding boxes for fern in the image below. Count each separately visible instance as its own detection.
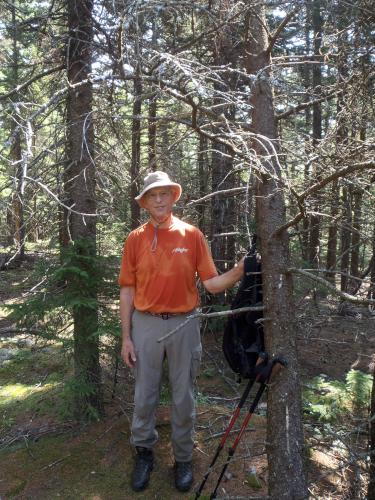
[303,369,372,424]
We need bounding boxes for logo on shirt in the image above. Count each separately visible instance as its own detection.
[172,247,189,254]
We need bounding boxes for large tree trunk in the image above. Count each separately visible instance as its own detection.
[245,6,308,499]
[66,0,102,422]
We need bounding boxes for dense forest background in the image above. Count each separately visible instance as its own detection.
[1,1,375,498]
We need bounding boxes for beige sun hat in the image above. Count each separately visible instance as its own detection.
[135,171,182,208]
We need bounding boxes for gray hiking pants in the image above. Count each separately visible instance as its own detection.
[130,309,201,462]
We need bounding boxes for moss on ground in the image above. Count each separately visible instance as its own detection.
[0,418,196,499]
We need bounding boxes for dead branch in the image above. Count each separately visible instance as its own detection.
[267,6,300,55]
[0,65,65,102]
[289,268,375,305]
[157,305,264,343]
[273,160,375,237]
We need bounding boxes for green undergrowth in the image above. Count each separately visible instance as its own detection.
[303,369,372,425]
[0,344,71,430]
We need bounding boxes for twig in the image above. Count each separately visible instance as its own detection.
[204,426,256,442]
[23,435,35,459]
[41,454,71,470]
[186,187,247,206]
[157,306,264,343]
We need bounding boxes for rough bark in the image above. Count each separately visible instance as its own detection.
[245,6,308,499]
[66,0,102,422]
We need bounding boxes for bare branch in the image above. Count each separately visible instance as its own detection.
[290,268,375,305]
[186,187,247,206]
[0,65,65,102]
[272,160,375,237]
[266,6,300,55]
[157,305,264,343]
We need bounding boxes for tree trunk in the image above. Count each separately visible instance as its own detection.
[245,6,308,499]
[148,93,157,171]
[368,358,375,500]
[308,0,323,267]
[350,188,363,288]
[301,0,311,263]
[66,0,102,422]
[9,1,25,259]
[197,133,208,233]
[210,0,237,292]
[325,179,339,282]
[368,221,375,303]
[340,186,352,292]
[130,69,142,229]
[336,8,350,294]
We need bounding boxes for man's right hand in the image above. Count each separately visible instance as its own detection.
[121,337,137,368]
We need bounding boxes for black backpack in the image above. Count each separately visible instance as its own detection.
[222,245,266,380]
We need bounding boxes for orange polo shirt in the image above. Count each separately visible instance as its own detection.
[118,216,218,313]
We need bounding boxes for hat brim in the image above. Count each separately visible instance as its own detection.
[135,181,182,208]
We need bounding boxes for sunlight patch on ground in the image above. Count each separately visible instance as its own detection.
[0,381,62,406]
[311,449,342,488]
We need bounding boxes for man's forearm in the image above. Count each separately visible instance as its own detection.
[120,286,135,341]
[203,261,243,294]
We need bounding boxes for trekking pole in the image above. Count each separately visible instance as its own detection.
[209,359,286,499]
[194,377,256,500]
[194,353,268,500]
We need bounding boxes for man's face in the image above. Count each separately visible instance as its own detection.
[142,186,175,222]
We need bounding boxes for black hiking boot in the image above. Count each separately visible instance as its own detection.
[131,446,154,492]
[174,461,193,492]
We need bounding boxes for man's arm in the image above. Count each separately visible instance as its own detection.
[120,286,136,367]
[202,257,245,294]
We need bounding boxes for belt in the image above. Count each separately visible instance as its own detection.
[144,311,185,320]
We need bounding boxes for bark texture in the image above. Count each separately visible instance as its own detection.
[245,6,308,499]
[66,0,102,421]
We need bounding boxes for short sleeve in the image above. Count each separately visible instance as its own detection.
[118,233,136,287]
[196,230,218,282]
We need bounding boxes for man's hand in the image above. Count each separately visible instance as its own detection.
[121,337,137,368]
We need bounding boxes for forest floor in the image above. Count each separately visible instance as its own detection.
[1,256,375,499]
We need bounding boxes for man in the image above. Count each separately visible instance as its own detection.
[119,171,244,493]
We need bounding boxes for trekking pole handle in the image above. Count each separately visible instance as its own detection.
[268,358,287,383]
